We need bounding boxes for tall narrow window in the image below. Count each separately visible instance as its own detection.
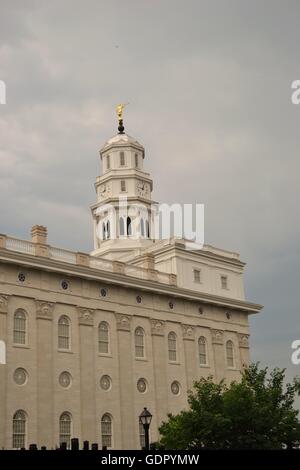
[194,269,201,283]
[58,315,70,350]
[59,412,72,448]
[121,180,126,192]
[221,275,228,289]
[135,153,139,168]
[198,336,207,365]
[98,322,109,354]
[226,340,235,368]
[12,410,26,449]
[102,221,110,240]
[145,220,150,238]
[101,414,112,448]
[140,219,145,237]
[119,217,125,236]
[168,332,177,362]
[127,216,132,236]
[135,327,145,358]
[139,421,145,449]
[120,152,125,166]
[13,310,27,345]
[106,155,110,170]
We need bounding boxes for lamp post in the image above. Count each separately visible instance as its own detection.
[139,407,152,451]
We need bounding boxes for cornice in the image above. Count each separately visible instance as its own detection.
[0,249,262,314]
[145,243,245,269]
[100,141,144,156]
[90,196,158,211]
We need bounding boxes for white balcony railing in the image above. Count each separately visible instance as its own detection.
[49,247,77,264]
[3,236,176,286]
[5,237,35,255]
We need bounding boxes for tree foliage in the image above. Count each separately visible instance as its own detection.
[159,364,300,449]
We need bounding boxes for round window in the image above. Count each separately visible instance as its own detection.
[100,375,112,391]
[61,280,69,290]
[18,272,26,283]
[59,371,72,388]
[137,378,147,393]
[13,368,28,386]
[171,381,180,396]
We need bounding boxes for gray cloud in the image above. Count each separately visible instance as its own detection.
[1,0,300,393]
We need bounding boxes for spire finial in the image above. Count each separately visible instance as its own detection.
[116,103,128,134]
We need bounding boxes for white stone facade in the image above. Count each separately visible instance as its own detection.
[0,128,262,450]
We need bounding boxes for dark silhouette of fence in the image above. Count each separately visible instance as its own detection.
[14,439,107,450]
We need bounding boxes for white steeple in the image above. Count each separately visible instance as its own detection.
[90,110,156,260]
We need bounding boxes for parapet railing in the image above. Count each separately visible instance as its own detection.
[0,235,177,287]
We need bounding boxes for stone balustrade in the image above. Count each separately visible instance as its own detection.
[0,235,176,287]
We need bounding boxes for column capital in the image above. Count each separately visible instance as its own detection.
[181,324,195,341]
[115,313,132,331]
[211,329,224,345]
[150,318,165,336]
[77,307,95,326]
[238,333,250,349]
[0,294,9,314]
[35,300,55,320]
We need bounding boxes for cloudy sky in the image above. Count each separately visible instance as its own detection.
[1,0,300,386]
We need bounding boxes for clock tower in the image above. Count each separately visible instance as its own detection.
[91,108,156,260]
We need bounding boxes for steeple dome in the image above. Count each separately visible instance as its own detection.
[90,122,156,261]
[101,133,144,153]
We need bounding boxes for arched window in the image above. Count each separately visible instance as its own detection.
[12,410,27,449]
[106,155,110,170]
[119,217,125,236]
[145,220,150,238]
[59,412,72,448]
[98,321,109,354]
[135,327,145,358]
[101,414,112,448]
[58,315,70,350]
[226,340,235,368]
[168,332,177,362]
[102,221,110,240]
[13,310,27,345]
[140,219,145,237]
[127,217,132,236]
[120,151,125,166]
[198,336,207,365]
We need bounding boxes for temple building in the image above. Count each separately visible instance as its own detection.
[0,110,262,449]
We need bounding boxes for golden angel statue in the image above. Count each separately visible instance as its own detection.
[116,103,128,121]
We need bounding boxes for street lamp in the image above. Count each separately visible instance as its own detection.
[139,407,152,451]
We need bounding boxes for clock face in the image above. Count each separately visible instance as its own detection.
[137,181,148,196]
[99,183,111,198]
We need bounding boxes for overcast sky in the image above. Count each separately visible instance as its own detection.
[1,0,300,387]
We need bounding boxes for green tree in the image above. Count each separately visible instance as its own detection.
[159,364,300,449]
